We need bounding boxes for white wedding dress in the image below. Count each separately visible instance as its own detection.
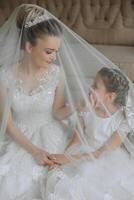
[0,64,68,200]
[44,110,134,200]
[1,63,134,200]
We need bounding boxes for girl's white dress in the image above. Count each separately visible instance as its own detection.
[44,110,134,200]
[0,64,68,200]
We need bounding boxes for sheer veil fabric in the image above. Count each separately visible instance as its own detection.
[0,3,134,200]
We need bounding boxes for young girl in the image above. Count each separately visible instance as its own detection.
[45,67,134,200]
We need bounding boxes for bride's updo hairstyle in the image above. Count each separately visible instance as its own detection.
[16,4,63,49]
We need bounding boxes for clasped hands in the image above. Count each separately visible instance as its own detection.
[34,149,70,170]
[48,153,71,170]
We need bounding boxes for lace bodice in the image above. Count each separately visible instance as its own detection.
[0,64,60,127]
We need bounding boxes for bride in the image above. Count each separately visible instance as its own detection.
[0,4,77,199]
[0,3,134,200]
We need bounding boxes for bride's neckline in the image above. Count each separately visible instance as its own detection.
[15,64,55,96]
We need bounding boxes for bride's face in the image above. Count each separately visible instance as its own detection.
[26,35,61,68]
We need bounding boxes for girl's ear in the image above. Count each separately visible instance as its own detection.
[25,42,33,54]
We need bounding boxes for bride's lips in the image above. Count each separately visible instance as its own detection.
[47,61,53,64]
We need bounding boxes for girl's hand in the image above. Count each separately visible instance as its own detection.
[49,154,70,165]
[74,153,90,161]
[89,93,99,108]
[33,149,53,166]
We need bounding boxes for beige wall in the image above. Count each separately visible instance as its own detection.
[0,0,134,45]
[0,0,134,80]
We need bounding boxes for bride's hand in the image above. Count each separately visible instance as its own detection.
[33,149,53,166]
[49,154,70,165]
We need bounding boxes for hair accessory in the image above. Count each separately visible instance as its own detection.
[25,11,51,28]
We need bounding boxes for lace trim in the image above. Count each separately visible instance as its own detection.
[15,65,58,96]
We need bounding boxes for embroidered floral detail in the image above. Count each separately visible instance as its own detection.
[15,65,60,96]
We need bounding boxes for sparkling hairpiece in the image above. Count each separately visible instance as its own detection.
[24,11,51,28]
[110,69,119,76]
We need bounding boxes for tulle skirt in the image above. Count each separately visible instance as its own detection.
[0,120,68,200]
[43,147,134,200]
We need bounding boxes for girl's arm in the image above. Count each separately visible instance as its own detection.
[50,128,127,165]
[75,131,127,160]
[93,131,126,158]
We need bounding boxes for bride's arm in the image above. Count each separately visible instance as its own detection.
[6,113,41,155]
[5,114,53,165]
[0,87,52,165]
[53,71,81,120]
[53,71,72,120]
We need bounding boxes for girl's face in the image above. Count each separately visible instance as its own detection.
[26,35,61,68]
[90,74,116,107]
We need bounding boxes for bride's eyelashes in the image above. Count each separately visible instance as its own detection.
[44,49,59,55]
[45,50,53,54]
